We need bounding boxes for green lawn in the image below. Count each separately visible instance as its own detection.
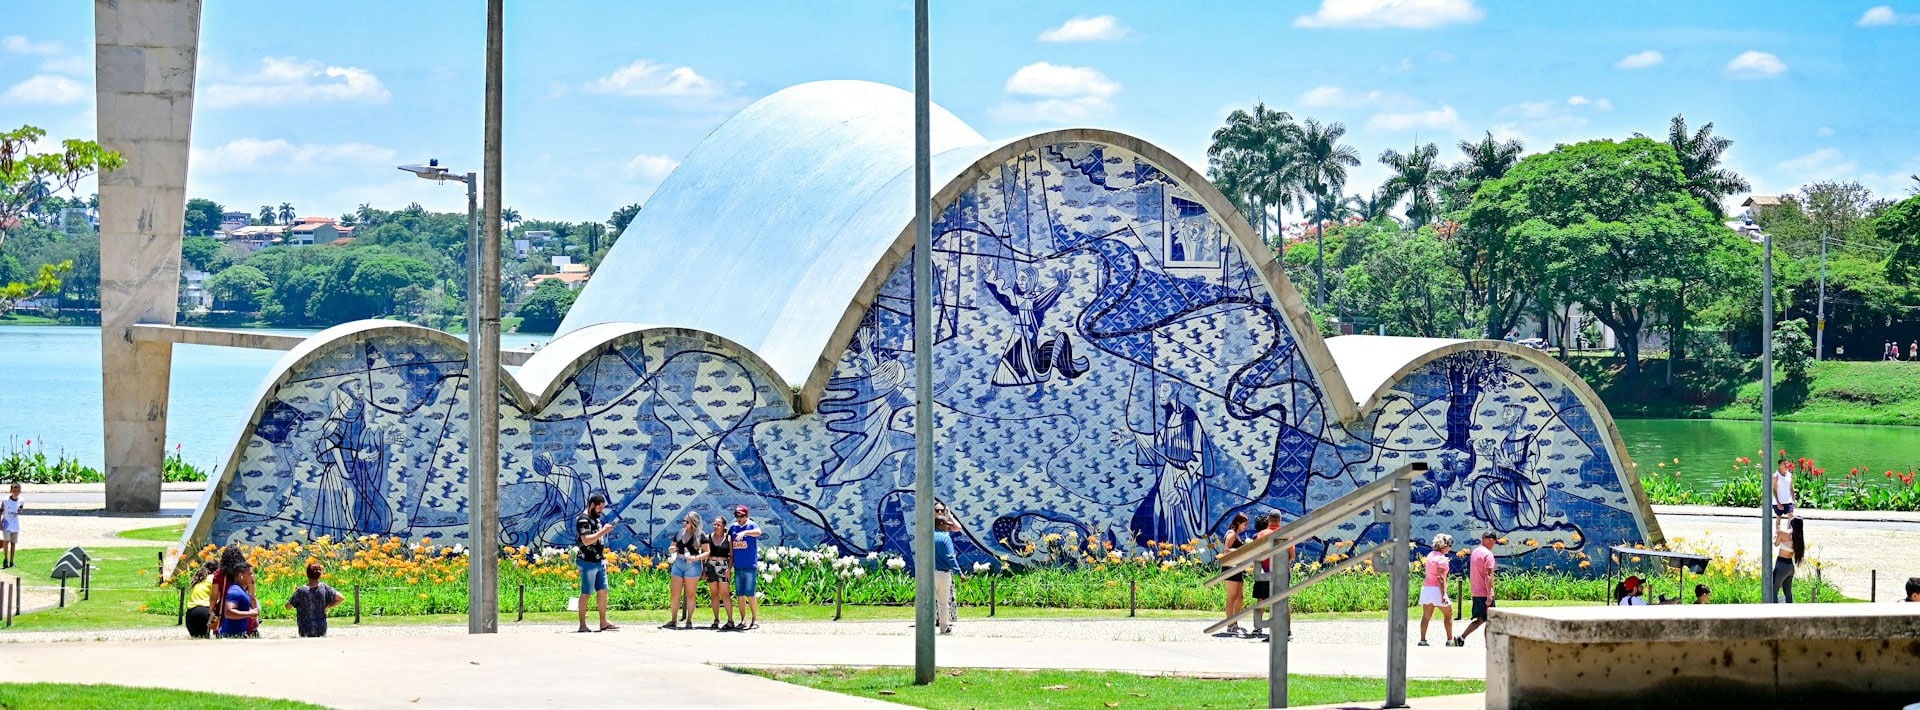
[0,683,327,709]
[116,523,187,543]
[2,547,178,633]
[0,313,59,326]
[744,667,1483,709]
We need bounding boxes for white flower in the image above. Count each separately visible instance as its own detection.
[853,567,867,578]
[767,563,782,575]
[971,562,991,573]
[886,558,907,570]
[866,551,880,561]
[756,561,767,572]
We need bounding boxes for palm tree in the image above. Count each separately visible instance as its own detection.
[1297,119,1362,307]
[355,203,379,227]
[1378,142,1444,228]
[1208,103,1301,246]
[277,202,296,225]
[1661,114,1750,218]
[1455,132,1524,190]
[1345,189,1393,224]
[501,207,521,231]
[257,205,275,225]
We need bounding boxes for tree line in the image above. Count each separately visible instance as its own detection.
[1207,107,1920,377]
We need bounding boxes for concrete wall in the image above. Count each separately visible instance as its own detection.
[1487,605,1920,709]
[187,136,1658,571]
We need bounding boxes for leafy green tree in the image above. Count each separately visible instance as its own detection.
[608,203,642,236]
[515,279,577,333]
[1296,119,1361,307]
[1466,137,1729,376]
[1450,132,1524,208]
[1659,115,1750,219]
[205,264,269,311]
[305,250,436,321]
[183,197,224,236]
[1878,195,1920,286]
[1336,226,1471,337]
[1378,142,1445,228]
[180,236,223,272]
[0,125,122,316]
[1773,318,1814,383]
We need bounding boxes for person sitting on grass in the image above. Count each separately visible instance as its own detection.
[185,561,217,639]
[218,561,259,639]
[1418,534,1457,647]
[287,562,345,638]
[1694,584,1712,605]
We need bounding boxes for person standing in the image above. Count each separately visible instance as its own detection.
[1418,534,1457,647]
[1455,532,1497,646]
[728,504,764,630]
[931,503,960,634]
[664,511,707,630]
[218,561,259,639]
[705,517,735,630]
[1771,516,1805,603]
[1220,512,1249,636]
[1910,340,1918,361]
[184,561,217,639]
[574,493,618,633]
[1773,458,1796,519]
[1,482,22,568]
[287,562,345,638]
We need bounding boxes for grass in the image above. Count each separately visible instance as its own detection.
[0,683,326,709]
[0,313,58,326]
[1572,355,1920,426]
[2,547,179,633]
[744,667,1484,709]
[116,523,187,542]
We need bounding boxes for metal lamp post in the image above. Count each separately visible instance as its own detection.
[1751,219,1777,603]
[910,0,938,686]
[399,158,498,631]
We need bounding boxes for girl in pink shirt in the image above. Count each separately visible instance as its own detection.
[1419,533,1456,647]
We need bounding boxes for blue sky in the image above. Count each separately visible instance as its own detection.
[4,0,1918,222]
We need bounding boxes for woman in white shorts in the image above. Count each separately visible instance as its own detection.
[1418,533,1457,647]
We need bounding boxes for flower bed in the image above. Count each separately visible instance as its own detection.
[1,439,207,483]
[148,534,1845,620]
[1641,452,1920,511]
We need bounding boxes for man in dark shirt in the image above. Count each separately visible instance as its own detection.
[287,562,344,637]
[575,493,618,633]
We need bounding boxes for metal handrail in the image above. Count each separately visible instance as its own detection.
[1203,461,1426,709]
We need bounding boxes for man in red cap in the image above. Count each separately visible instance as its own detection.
[728,504,765,630]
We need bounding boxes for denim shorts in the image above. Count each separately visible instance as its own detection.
[733,568,758,597]
[576,560,608,595]
[670,558,703,579]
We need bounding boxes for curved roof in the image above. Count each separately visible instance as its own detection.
[558,81,988,389]
[563,80,1352,416]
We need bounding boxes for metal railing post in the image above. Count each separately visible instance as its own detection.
[517,584,525,622]
[989,577,996,617]
[353,584,362,624]
[1870,569,1877,603]
[1386,482,1412,709]
[1129,580,1137,618]
[1269,547,1289,709]
[177,587,186,625]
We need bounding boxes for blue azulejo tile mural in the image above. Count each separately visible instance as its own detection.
[194,140,1654,574]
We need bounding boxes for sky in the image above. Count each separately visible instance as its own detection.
[3,0,1918,223]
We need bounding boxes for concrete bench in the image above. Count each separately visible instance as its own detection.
[1486,604,1920,709]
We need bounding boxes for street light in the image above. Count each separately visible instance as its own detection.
[1747,217,1777,603]
[399,158,498,632]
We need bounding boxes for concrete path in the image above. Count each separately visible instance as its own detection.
[1656,512,1920,602]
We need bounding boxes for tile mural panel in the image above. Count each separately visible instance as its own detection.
[201,141,1651,572]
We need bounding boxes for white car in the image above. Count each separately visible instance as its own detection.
[1515,338,1548,351]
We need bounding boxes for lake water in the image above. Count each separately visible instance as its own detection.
[0,325,548,472]
[4,325,1918,490]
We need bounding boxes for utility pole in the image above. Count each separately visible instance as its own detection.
[910,0,938,686]
[1815,229,1828,361]
[469,0,504,634]
[1757,222,1776,603]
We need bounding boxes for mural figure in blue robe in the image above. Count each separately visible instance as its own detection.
[980,266,1088,401]
[1127,381,1219,544]
[1472,403,1546,532]
[500,453,591,547]
[312,380,396,536]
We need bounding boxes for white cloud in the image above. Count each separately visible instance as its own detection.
[202,57,390,108]
[1726,51,1787,79]
[1857,5,1920,26]
[1293,0,1485,29]
[1038,15,1131,42]
[1774,148,1858,180]
[1565,95,1613,110]
[991,62,1121,123]
[1615,50,1664,69]
[2,36,63,56]
[1298,85,1418,110]
[2,75,86,104]
[586,59,723,99]
[192,138,397,174]
[1366,105,1462,132]
[622,154,678,181]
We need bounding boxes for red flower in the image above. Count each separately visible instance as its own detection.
[1778,448,1787,456]
[1783,461,1796,472]
[1887,471,1897,478]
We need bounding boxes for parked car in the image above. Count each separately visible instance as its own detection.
[1516,337,1548,351]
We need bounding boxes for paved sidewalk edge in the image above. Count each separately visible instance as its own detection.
[1652,504,1920,524]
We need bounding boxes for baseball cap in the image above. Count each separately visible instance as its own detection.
[734,505,749,515]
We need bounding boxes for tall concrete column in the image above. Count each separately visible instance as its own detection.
[95,0,202,512]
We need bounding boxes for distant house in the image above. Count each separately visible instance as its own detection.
[219,210,252,232]
[1740,195,1786,221]
[221,225,286,254]
[524,230,556,245]
[525,269,591,293]
[513,238,532,258]
[287,217,342,247]
[180,269,213,310]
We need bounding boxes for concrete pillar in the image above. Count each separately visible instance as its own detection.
[95,0,202,512]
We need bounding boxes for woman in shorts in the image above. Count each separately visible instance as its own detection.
[662,512,708,630]
[1220,512,1250,636]
[705,516,735,630]
[1418,533,1457,647]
